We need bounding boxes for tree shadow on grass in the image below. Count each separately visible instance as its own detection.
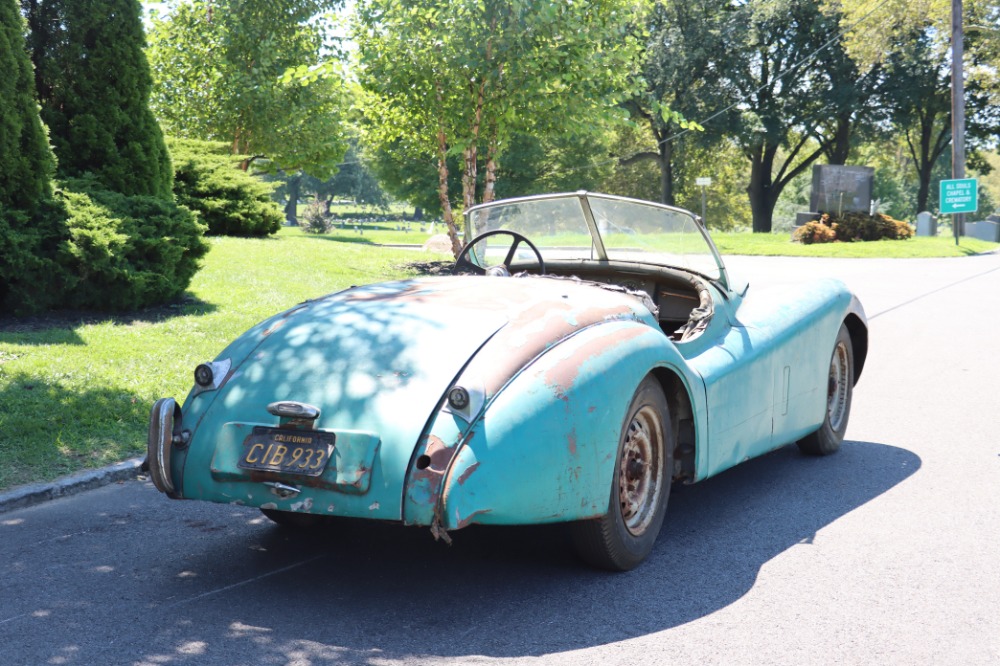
[0,376,146,492]
[109,439,919,664]
[0,293,217,345]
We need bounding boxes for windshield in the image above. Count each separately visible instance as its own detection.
[464,192,725,283]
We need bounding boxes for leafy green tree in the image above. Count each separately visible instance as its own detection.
[147,0,349,193]
[354,0,643,255]
[620,0,722,205]
[0,0,53,212]
[21,0,173,198]
[324,137,391,209]
[881,24,999,213]
[713,0,868,232]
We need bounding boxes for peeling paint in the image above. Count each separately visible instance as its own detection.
[454,508,493,530]
[456,462,480,486]
[261,502,277,510]
[368,501,380,511]
[544,327,648,397]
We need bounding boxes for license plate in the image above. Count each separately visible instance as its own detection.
[238,427,334,477]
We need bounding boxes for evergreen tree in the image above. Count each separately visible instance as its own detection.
[22,0,172,199]
[0,0,54,211]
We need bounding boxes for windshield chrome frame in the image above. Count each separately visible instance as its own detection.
[464,191,730,290]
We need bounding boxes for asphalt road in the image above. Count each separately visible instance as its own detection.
[2,252,999,666]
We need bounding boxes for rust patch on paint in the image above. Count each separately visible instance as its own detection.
[543,327,648,397]
[568,429,578,455]
[454,508,493,530]
[409,434,461,507]
[456,462,480,486]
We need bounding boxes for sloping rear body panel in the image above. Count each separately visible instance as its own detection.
[173,276,658,522]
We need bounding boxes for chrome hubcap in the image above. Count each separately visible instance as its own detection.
[618,405,664,536]
[827,341,850,431]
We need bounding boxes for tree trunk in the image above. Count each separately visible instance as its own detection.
[825,115,852,165]
[916,162,932,212]
[284,174,300,225]
[659,140,674,206]
[746,145,780,233]
[437,129,462,258]
[483,136,498,204]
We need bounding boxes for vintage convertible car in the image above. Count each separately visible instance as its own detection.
[146,192,867,570]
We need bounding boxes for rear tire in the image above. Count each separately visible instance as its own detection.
[797,323,854,456]
[571,376,673,571]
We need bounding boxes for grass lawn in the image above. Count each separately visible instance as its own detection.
[0,234,449,492]
[0,228,995,492]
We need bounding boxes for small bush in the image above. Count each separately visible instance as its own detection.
[57,178,209,310]
[168,138,284,237]
[793,220,837,244]
[301,200,332,234]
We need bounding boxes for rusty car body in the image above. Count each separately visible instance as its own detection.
[146,192,867,570]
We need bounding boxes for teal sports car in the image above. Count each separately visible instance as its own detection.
[146,192,867,570]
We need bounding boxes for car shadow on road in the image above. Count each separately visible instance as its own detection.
[132,439,919,663]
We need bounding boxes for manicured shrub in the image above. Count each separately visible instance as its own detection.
[0,0,54,211]
[23,0,173,199]
[55,178,209,310]
[0,180,208,314]
[0,206,71,314]
[168,138,284,237]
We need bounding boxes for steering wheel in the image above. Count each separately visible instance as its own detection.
[453,230,546,276]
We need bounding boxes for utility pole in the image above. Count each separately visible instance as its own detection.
[951,0,965,245]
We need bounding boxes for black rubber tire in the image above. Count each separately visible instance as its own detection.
[260,507,326,529]
[797,323,854,456]
[571,376,673,571]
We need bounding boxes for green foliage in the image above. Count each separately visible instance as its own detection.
[168,138,284,237]
[354,0,643,206]
[323,137,391,209]
[793,212,914,244]
[0,206,70,313]
[23,0,173,198]
[147,0,349,178]
[0,180,208,314]
[54,179,209,310]
[0,0,54,211]
[711,0,868,232]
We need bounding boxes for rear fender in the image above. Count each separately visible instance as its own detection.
[438,321,704,529]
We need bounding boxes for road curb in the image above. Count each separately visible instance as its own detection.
[0,457,145,515]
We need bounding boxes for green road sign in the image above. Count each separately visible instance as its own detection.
[940,178,978,214]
